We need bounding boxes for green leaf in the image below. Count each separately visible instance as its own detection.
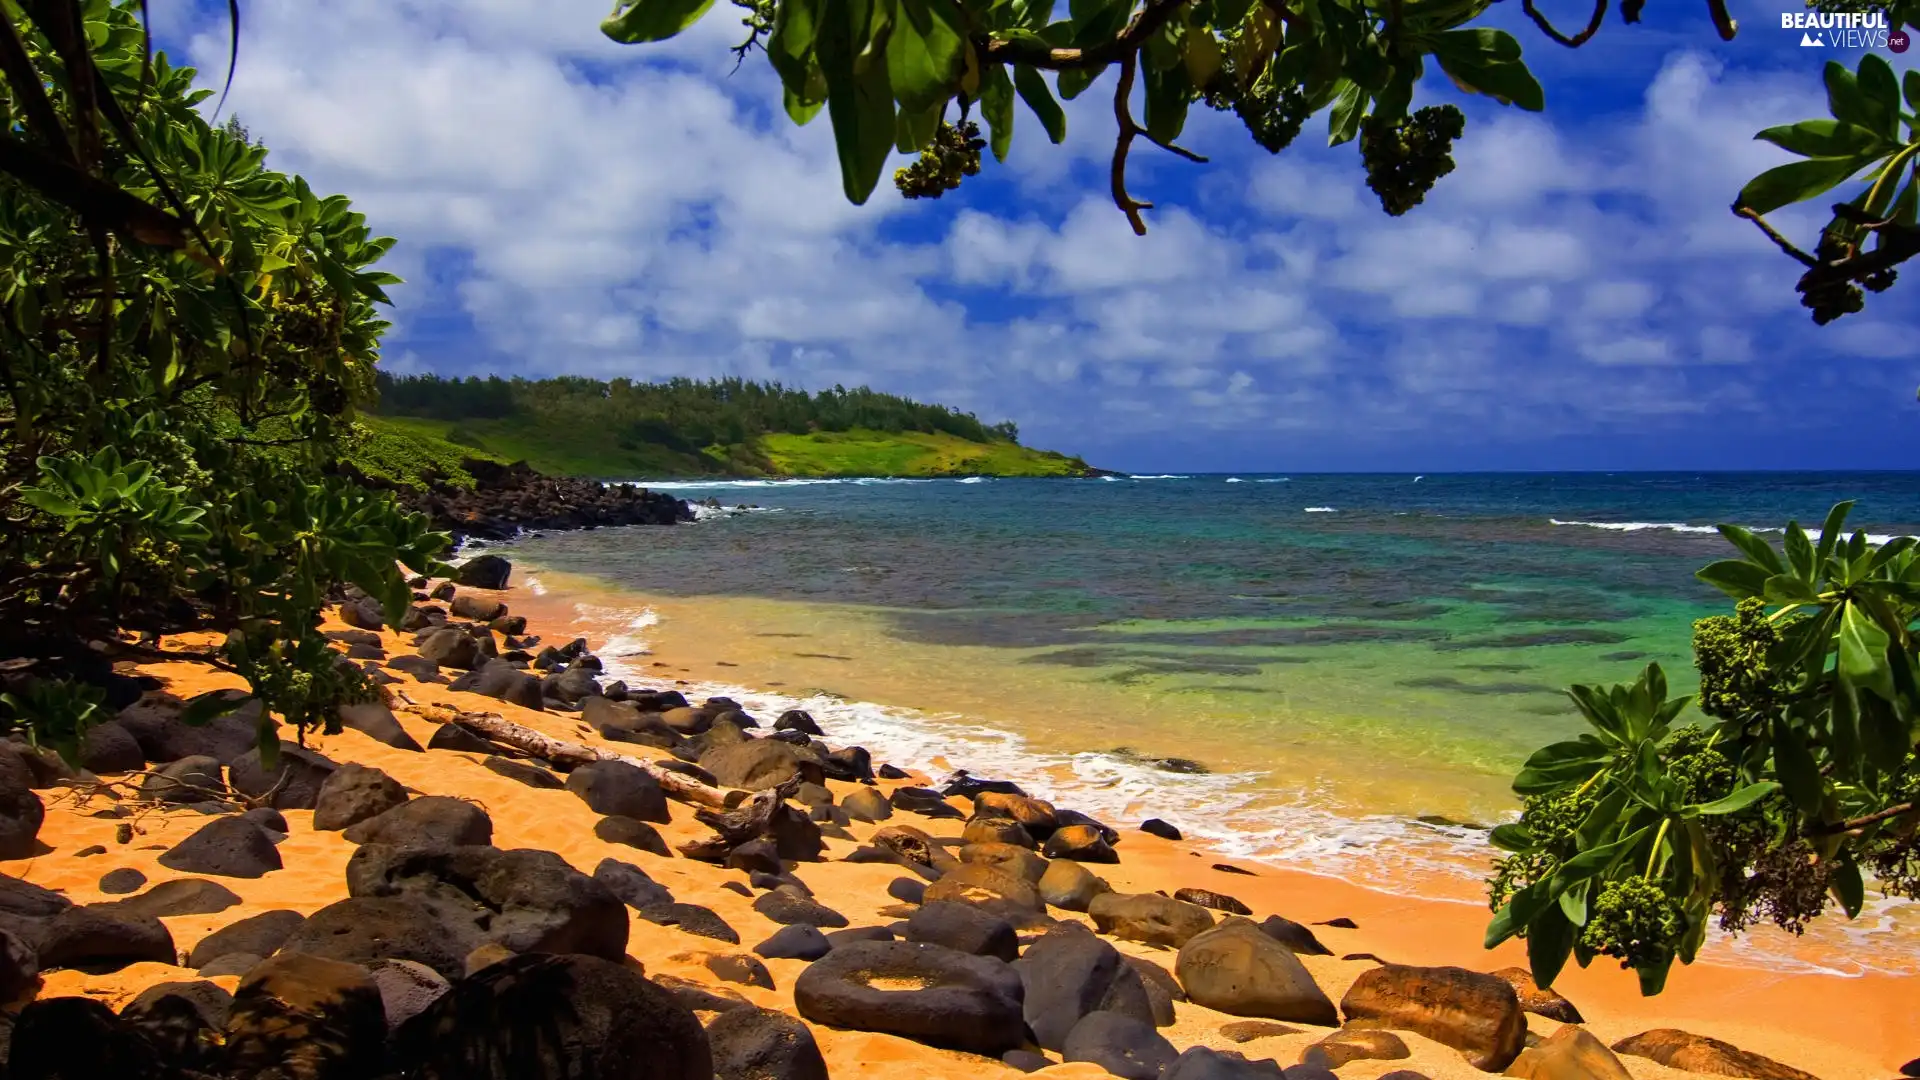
[820,0,900,203]
[1686,781,1779,817]
[1327,82,1366,146]
[1485,880,1550,948]
[1825,60,1873,130]
[1069,0,1128,44]
[1830,855,1864,918]
[1489,822,1532,852]
[1528,901,1577,989]
[1735,157,1875,216]
[1429,34,1542,112]
[1635,950,1675,996]
[894,99,942,152]
[180,690,249,728]
[980,62,1015,163]
[786,82,828,125]
[1014,63,1067,144]
[1550,826,1655,891]
[770,0,826,101]
[18,490,81,518]
[1855,54,1901,142]
[1785,521,1816,580]
[887,0,965,112]
[1755,120,1887,160]
[1762,573,1820,605]
[1906,69,1920,112]
[256,714,281,771]
[1695,559,1771,599]
[1513,740,1609,795]
[1057,65,1102,100]
[1557,878,1590,927]
[600,0,719,44]
[1431,28,1524,62]
[1839,600,1895,700]
[1815,501,1855,571]
[1143,58,1194,144]
[1771,715,1825,816]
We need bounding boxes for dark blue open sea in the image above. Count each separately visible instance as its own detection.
[507,471,1920,974]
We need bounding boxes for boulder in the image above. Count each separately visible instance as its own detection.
[448,659,545,712]
[1610,1029,1823,1080]
[116,691,261,764]
[661,706,713,735]
[1012,923,1158,1050]
[391,953,712,1080]
[825,926,894,948]
[1302,1027,1411,1068]
[566,759,669,823]
[924,862,1044,920]
[156,816,283,878]
[754,923,833,961]
[454,554,513,590]
[1062,1010,1177,1080]
[339,598,387,630]
[99,877,243,918]
[77,721,145,774]
[417,628,483,670]
[312,764,410,832]
[727,838,784,876]
[1507,1024,1633,1080]
[187,909,307,969]
[229,741,338,810]
[700,952,775,990]
[0,924,37,999]
[1165,1047,1289,1079]
[775,710,823,735]
[98,867,146,894]
[1043,824,1118,863]
[25,904,175,972]
[592,858,675,910]
[701,739,817,791]
[388,654,445,683]
[1258,915,1332,956]
[841,788,893,822]
[280,895,475,982]
[1140,818,1182,841]
[223,951,391,1079]
[707,1005,829,1080]
[343,796,492,847]
[963,817,1036,849]
[337,701,424,752]
[368,958,453,1033]
[450,593,507,622]
[869,825,938,868]
[1175,887,1252,916]
[1038,859,1111,912]
[198,951,264,977]
[903,901,1018,961]
[139,754,224,804]
[346,844,628,965]
[1490,966,1583,1024]
[1090,892,1215,947]
[1054,809,1120,845]
[1340,964,1525,1072]
[793,940,1026,1056]
[753,886,849,928]
[942,772,1025,799]
[1175,917,1337,1025]
[595,815,670,855]
[820,745,874,783]
[8,996,170,1079]
[640,902,740,944]
[121,979,233,1072]
[890,786,964,819]
[887,877,927,905]
[542,667,603,705]
[427,720,494,753]
[960,842,1049,885]
[975,792,1059,837]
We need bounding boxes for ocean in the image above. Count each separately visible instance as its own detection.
[502,471,1920,975]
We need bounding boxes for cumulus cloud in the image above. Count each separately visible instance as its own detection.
[173,2,1917,469]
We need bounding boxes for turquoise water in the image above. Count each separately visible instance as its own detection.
[508,471,1920,972]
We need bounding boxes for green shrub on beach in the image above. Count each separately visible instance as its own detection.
[1487,502,1920,995]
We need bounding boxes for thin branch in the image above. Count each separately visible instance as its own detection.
[982,0,1190,70]
[1520,0,1609,47]
[1735,207,1819,268]
[1813,801,1916,837]
[1107,53,1210,235]
[1704,0,1738,40]
[103,640,241,675]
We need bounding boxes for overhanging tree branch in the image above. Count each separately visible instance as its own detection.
[1521,0,1608,46]
[981,0,1190,70]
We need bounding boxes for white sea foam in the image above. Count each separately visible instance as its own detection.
[1225,478,1244,483]
[1550,519,1908,546]
[1129,474,1190,480]
[520,575,546,596]
[1255,478,1290,483]
[1304,507,1336,513]
[955,476,989,484]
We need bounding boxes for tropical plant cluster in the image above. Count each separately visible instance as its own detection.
[0,0,449,763]
[604,0,1915,318]
[1486,503,1920,995]
[372,372,1024,452]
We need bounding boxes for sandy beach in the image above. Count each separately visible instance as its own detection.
[3,565,1909,1079]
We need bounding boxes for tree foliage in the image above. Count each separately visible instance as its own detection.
[1487,503,1920,995]
[602,0,1915,318]
[0,0,449,756]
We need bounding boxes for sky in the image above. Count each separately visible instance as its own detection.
[159,0,1919,473]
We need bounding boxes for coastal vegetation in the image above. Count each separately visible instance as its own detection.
[364,373,1094,478]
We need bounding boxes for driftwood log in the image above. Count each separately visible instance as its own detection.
[678,775,824,863]
[402,704,734,810]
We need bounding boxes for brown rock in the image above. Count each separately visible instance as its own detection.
[925,863,1043,913]
[1042,824,1117,864]
[974,792,1058,835]
[962,817,1036,849]
[223,951,388,1079]
[1611,1029,1824,1080]
[1340,964,1526,1072]
[1174,916,1336,1025]
[1304,1026,1411,1068]
[1506,1024,1633,1079]
[1219,1020,1301,1043]
[869,825,938,868]
[1490,967,1584,1024]
[1090,892,1215,948]
[960,842,1049,884]
[1037,859,1110,913]
[1173,888,1252,916]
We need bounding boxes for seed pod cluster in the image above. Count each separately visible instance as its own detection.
[1360,105,1466,217]
[895,121,986,200]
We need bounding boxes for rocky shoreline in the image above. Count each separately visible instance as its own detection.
[0,556,1895,1079]
[352,456,695,543]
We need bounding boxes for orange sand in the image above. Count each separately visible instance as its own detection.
[3,572,1908,1080]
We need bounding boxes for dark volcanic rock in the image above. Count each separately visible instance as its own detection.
[482,755,563,789]
[28,904,175,972]
[1013,923,1158,1051]
[793,940,1026,1056]
[427,720,495,754]
[188,909,307,969]
[121,978,233,1072]
[139,754,224,804]
[99,877,243,918]
[594,815,670,855]
[451,593,507,622]
[1140,818,1182,841]
[448,658,546,711]
[369,958,452,1033]
[1175,888,1253,916]
[78,721,145,774]
[0,925,37,999]
[338,701,425,751]
[454,554,512,590]
[8,996,169,1079]
[98,867,146,894]
[591,858,674,910]
[1089,892,1215,947]
[1257,914,1332,956]
[753,887,849,928]
[344,795,493,848]
[116,690,261,764]
[841,788,893,823]
[157,816,283,878]
[1042,824,1118,864]
[639,902,739,944]
[887,877,927,905]
[1062,1010,1177,1080]
[280,895,474,983]
[390,952,712,1079]
[566,759,669,822]
[707,1005,828,1080]
[228,741,338,810]
[890,786,964,819]
[903,901,1018,962]
[313,764,410,832]
[754,923,833,961]
[775,710,823,736]
[1164,1047,1289,1079]
[223,950,389,1080]
[384,459,694,547]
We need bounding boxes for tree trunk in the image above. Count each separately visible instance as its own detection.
[409,705,734,810]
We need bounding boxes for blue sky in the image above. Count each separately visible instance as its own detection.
[162,0,1918,472]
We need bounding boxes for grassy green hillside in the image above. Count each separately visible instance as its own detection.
[352,415,1091,481]
[358,374,1099,480]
